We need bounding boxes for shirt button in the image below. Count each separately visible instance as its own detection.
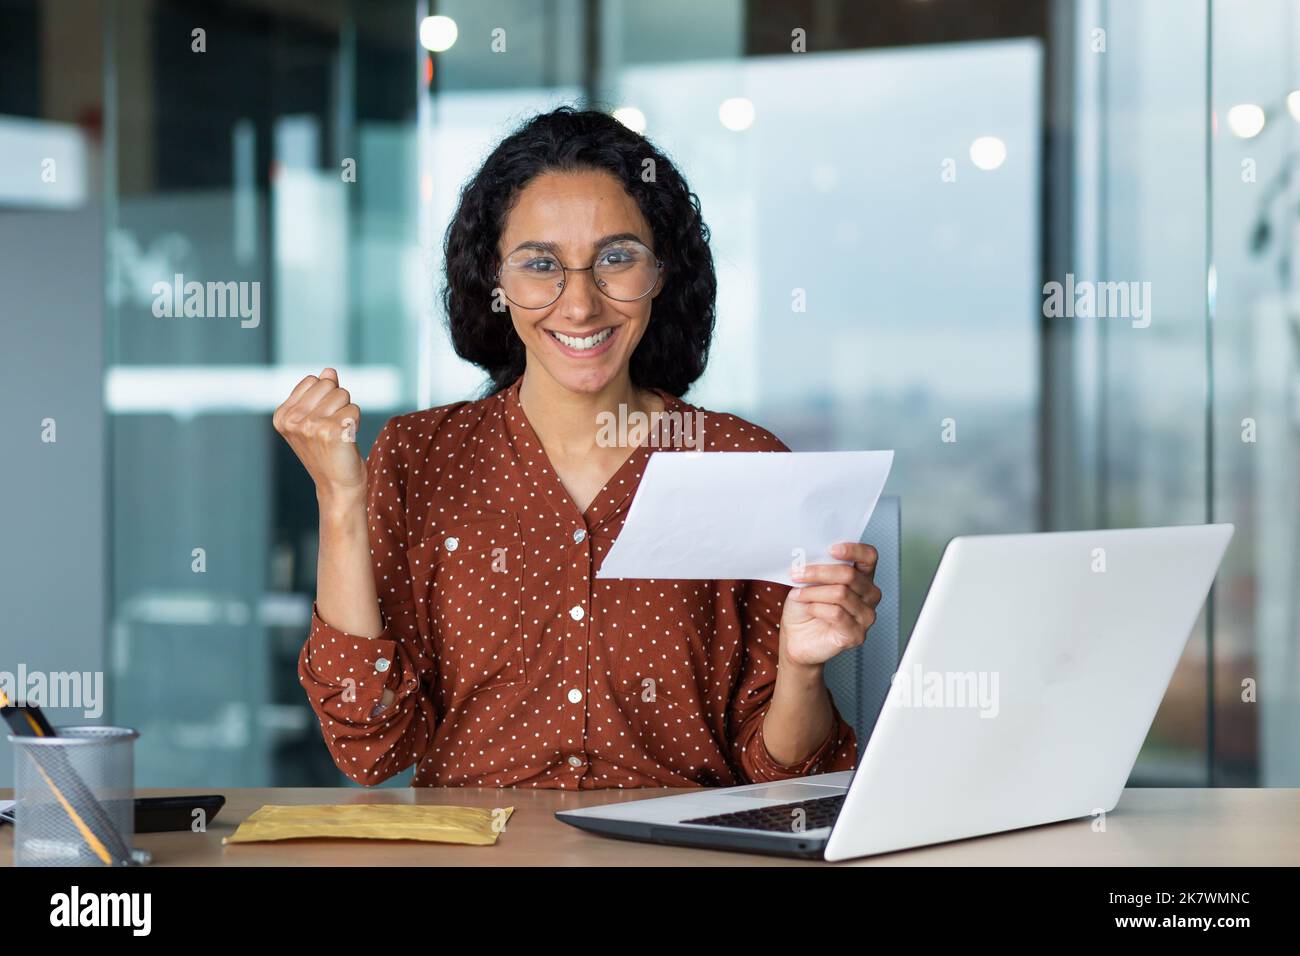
[444,536,459,552]
[374,657,390,673]
[569,605,585,621]
[567,688,583,704]
[573,528,587,544]
[567,755,584,768]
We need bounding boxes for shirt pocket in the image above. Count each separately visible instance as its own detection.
[406,512,525,705]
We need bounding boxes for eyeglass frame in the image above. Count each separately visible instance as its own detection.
[492,239,665,310]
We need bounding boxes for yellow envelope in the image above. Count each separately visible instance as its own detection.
[223,804,513,846]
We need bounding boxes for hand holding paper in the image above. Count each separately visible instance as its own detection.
[596,450,894,587]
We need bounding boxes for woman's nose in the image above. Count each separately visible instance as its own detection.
[553,267,603,320]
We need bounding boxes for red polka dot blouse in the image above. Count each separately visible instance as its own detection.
[297,374,857,788]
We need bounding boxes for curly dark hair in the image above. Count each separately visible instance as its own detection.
[442,106,716,397]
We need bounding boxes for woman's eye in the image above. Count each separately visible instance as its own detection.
[598,249,633,266]
[522,258,560,272]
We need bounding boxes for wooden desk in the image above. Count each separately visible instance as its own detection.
[2,787,1297,866]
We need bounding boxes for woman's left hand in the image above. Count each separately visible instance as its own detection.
[780,542,882,668]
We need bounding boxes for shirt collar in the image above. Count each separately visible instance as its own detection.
[499,373,697,527]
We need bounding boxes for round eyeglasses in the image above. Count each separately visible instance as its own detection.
[495,238,663,310]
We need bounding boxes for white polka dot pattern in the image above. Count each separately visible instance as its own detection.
[297,374,857,789]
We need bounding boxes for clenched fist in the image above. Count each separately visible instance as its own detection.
[273,368,366,498]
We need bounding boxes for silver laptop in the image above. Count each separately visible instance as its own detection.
[557,523,1234,861]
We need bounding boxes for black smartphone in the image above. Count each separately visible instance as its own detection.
[134,794,226,833]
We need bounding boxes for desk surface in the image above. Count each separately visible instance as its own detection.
[2,786,1297,866]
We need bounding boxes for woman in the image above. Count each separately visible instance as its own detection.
[274,106,881,789]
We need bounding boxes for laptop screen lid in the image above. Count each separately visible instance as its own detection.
[824,523,1233,861]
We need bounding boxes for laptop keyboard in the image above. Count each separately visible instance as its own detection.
[681,793,845,832]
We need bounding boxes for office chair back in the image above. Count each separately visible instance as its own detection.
[821,495,901,761]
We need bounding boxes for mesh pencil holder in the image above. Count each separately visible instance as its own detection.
[8,726,138,867]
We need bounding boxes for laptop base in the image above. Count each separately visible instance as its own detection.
[558,813,829,860]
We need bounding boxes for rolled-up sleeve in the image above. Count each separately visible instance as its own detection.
[728,579,857,783]
[297,417,439,786]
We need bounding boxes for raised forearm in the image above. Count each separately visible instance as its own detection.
[315,490,382,639]
[761,650,834,766]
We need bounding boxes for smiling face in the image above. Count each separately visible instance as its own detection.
[496,169,662,397]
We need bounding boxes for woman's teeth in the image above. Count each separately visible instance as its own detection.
[548,327,613,351]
